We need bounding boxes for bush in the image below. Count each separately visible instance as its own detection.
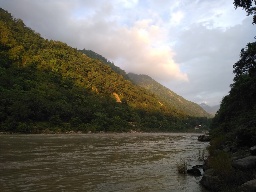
[208,135,225,155]
[176,159,187,174]
[208,151,232,176]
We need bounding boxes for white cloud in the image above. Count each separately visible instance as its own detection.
[0,0,254,106]
[92,19,188,82]
[168,17,255,105]
[170,11,184,25]
[118,0,138,8]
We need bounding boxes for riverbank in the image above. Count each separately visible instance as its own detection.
[200,144,256,191]
[0,128,209,135]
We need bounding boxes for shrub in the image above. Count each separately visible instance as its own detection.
[208,135,225,155]
[176,159,187,174]
[198,149,206,161]
[208,151,232,176]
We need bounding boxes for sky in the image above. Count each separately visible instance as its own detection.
[0,0,255,106]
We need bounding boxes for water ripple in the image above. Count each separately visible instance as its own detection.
[0,133,209,192]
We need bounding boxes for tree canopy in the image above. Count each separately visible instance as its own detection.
[211,2,256,147]
[234,0,256,24]
[233,42,256,80]
[0,8,210,133]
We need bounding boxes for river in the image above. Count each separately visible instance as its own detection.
[0,133,209,192]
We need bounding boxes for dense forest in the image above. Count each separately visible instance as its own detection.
[0,8,210,133]
[210,2,256,150]
[79,49,130,80]
[79,49,210,118]
[127,73,211,117]
[202,0,256,191]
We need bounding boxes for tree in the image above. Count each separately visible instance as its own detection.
[233,42,256,81]
[234,0,256,24]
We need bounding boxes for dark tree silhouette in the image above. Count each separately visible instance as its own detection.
[234,0,256,24]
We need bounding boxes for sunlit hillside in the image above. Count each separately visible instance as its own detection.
[0,8,210,133]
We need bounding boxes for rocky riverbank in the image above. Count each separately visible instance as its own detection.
[198,134,211,142]
[200,145,256,191]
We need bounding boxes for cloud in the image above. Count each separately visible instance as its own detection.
[0,0,254,106]
[168,17,255,105]
[0,0,188,82]
[170,11,185,26]
[117,0,138,8]
[87,19,188,82]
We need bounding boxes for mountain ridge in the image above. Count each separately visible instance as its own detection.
[199,103,220,115]
[127,73,211,117]
[79,49,210,117]
[0,8,211,133]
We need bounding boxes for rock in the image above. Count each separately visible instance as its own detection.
[187,167,202,176]
[198,135,210,142]
[232,156,256,170]
[250,146,256,156]
[200,169,220,191]
[192,165,203,169]
[202,158,210,171]
[240,179,256,192]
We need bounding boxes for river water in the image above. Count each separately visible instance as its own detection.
[0,133,209,192]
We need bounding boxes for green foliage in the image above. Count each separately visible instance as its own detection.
[233,42,256,80]
[207,150,254,191]
[208,151,232,176]
[0,8,210,133]
[79,49,130,80]
[206,2,256,191]
[211,41,256,148]
[176,159,187,174]
[207,135,225,155]
[128,73,211,118]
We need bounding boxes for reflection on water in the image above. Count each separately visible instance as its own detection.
[0,133,209,192]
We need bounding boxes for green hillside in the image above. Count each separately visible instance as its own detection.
[0,8,210,133]
[128,73,211,117]
[79,50,210,118]
[79,49,130,80]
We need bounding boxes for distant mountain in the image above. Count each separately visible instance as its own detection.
[0,8,211,133]
[199,103,220,115]
[128,73,211,118]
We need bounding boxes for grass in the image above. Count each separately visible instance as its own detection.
[176,159,187,174]
[198,149,206,161]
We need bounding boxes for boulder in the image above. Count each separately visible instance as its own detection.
[232,156,256,170]
[187,167,202,176]
[240,179,256,192]
[202,158,210,171]
[198,135,210,142]
[192,165,203,169]
[250,146,256,156]
[200,169,221,191]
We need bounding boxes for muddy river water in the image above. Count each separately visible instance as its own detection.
[0,133,209,192]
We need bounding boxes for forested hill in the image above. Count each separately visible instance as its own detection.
[0,8,210,133]
[79,49,130,80]
[79,50,210,117]
[128,73,211,117]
